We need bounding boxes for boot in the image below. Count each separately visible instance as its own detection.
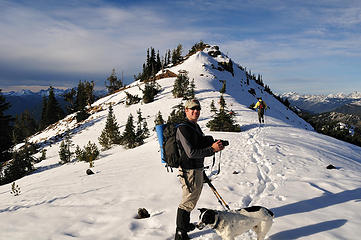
[175,229,190,240]
[175,208,193,240]
[181,208,196,232]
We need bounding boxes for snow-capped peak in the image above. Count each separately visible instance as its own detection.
[279,91,361,113]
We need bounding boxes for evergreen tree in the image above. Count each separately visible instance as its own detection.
[167,50,171,66]
[256,74,264,86]
[73,80,94,123]
[98,105,121,150]
[75,81,86,111]
[84,141,99,168]
[141,80,161,104]
[207,95,241,132]
[1,142,35,185]
[284,98,290,108]
[0,89,13,162]
[172,72,190,98]
[63,88,77,114]
[120,114,137,149]
[184,79,196,100]
[210,100,217,115]
[135,109,149,146]
[220,80,226,94]
[106,68,123,94]
[40,86,64,128]
[171,44,183,65]
[75,80,95,111]
[39,95,48,129]
[125,91,141,105]
[59,141,71,164]
[156,50,162,73]
[138,45,183,81]
[154,111,165,127]
[139,47,163,81]
[85,81,95,106]
[227,59,234,76]
[39,149,47,161]
[150,47,156,77]
[58,131,73,164]
[146,48,150,72]
[48,86,64,124]
[219,95,226,110]
[188,41,207,55]
[75,141,99,166]
[76,107,90,123]
[167,103,186,124]
[12,110,37,144]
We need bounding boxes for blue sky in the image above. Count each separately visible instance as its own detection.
[0,0,360,94]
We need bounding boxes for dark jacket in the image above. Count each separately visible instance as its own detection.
[176,120,215,169]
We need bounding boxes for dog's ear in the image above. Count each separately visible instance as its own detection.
[198,208,208,214]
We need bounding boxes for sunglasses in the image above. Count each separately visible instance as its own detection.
[189,106,201,111]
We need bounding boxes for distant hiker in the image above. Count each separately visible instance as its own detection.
[175,99,225,240]
[254,97,268,124]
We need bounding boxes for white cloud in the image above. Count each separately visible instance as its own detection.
[0,1,207,80]
[321,6,361,27]
[0,0,360,94]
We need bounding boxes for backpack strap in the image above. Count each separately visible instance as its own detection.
[174,122,198,160]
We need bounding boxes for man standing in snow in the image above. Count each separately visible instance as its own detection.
[175,99,225,240]
[254,97,268,124]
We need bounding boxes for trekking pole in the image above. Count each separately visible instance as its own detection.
[203,172,230,210]
[210,186,229,210]
[207,182,226,210]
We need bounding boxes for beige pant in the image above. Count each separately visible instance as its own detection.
[178,168,204,212]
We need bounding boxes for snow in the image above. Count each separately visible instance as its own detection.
[279,92,361,113]
[1,46,361,240]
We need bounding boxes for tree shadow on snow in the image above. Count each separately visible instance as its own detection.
[271,187,361,218]
[241,123,260,131]
[270,219,347,240]
[0,187,108,213]
[241,123,292,132]
[31,163,61,175]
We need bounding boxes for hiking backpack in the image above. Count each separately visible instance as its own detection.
[156,123,187,170]
[156,123,221,174]
[259,101,264,109]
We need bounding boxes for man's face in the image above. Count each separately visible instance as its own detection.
[185,106,201,122]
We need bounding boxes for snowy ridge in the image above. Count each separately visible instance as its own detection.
[1,46,361,240]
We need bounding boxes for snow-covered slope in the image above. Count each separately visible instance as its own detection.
[280,91,361,114]
[1,46,360,240]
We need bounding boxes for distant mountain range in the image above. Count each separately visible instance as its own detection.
[279,91,361,115]
[280,92,361,133]
[3,88,107,121]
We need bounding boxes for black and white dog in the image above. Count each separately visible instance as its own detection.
[196,206,274,240]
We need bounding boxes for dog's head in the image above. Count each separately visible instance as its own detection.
[196,208,218,230]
